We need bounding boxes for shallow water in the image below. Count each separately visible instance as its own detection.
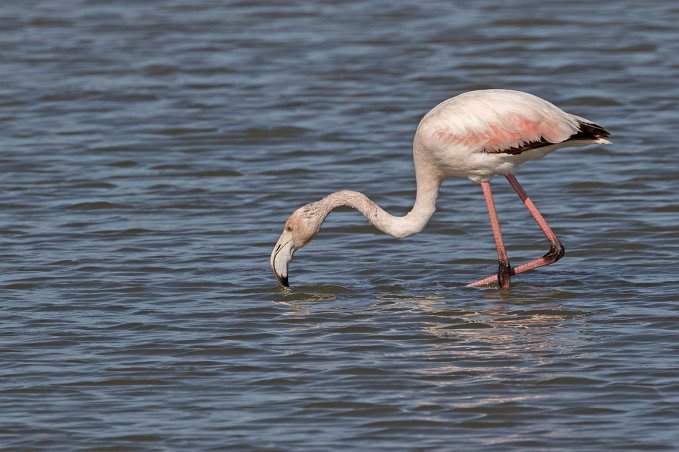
[2,0,678,449]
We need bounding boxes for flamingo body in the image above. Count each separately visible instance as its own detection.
[414,89,610,182]
[271,89,611,289]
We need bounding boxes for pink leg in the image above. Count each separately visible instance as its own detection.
[466,175,564,288]
[505,174,564,275]
[467,181,512,289]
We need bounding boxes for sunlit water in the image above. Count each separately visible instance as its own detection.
[1,0,678,449]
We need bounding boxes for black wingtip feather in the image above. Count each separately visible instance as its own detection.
[488,120,611,156]
[572,121,611,141]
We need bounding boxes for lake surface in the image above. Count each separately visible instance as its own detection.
[2,0,678,449]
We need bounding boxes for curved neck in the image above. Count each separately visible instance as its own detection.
[319,164,441,239]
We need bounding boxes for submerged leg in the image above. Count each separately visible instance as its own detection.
[467,181,512,289]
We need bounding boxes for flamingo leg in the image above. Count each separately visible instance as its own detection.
[505,174,565,275]
[467,181,512,289]
[466,175,564,288]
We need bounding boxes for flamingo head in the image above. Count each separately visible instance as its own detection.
[270,203,325,287]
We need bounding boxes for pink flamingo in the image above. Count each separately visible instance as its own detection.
[271,89,610,289]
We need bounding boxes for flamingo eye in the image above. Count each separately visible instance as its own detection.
[286,225,293,232]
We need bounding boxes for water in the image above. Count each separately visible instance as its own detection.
[2,0,678,449]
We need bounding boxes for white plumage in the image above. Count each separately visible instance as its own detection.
[415,89,609,182]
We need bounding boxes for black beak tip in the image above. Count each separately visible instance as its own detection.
[274,273,289,288]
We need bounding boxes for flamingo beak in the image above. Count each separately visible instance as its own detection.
[270,229,295,287]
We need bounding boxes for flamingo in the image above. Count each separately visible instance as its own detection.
[270,89,611,289]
